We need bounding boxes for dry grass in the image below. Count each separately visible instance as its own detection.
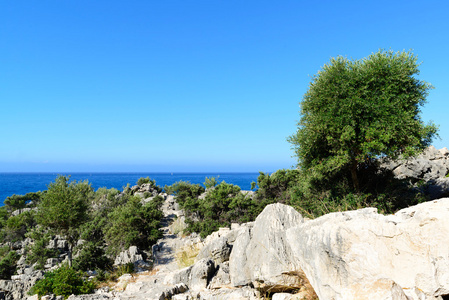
[175,243,201,268]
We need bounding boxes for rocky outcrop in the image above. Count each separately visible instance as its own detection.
[161,199,449,299]
[382,146,449,199]
[0,269,44,300]
[287,198,449,299]
[19,174,449,300]
[130,183,161,200]
[229,203,305,293]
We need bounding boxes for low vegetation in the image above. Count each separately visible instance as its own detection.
[0,176,165,298]
[29,265,96,299]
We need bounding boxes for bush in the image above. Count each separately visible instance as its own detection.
[25,227,58,270]
[136,177,162,193]
[0,207,9,229]
[4,192,42,211]
[29,266,96,299]
[284,165,428,219]
[167,181,205,207]
[4,210,36,242]
[177,181,262,238]
[72,241,112,272]
[137,177,151,186]
[204,176,220,189]
[115,263,134,277]
[253,169,301,204]
[103,195,164,256]
[0,246,19,279]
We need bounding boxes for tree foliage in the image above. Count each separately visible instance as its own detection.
[29,265,96,299]
[35,176,93,266]
[4,210,36,242]
[25,227,58,270]
[4,192,42,211]
[168,180,265,238]
[0,246,19,279]
[288,50,438,191]
[103,195,164,256]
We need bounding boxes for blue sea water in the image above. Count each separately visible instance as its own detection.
[0,172,261,206]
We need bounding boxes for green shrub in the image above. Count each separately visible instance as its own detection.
[179,181,262,238]
[29,266,96,299]
[4,192,42,211]
[167,181,205,207]
[25,227,58,270]
[90,187,122,213]
[103,196,164,256]
[253,169,301,204]
[72,241,112,272]
[4,210,36,242]
[0,246,19,279]
[136,177,162,193]
[137,177,151,186]
[0,207,9,229]
[204,176,220,189]
[115,263,134,277]
[284,164,428,219]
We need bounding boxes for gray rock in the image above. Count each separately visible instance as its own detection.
[158,283,189,300]
[47,237,68,251]
[0,270,43,300]
[44,258,60,269]
[229,203,304,292]
[165,265,193,286]
[114,246,145,266]
[427,177,449,199]
[286,198,449,300]
[196,237,231,264]
[380,146,449,199]
[189,258,216,291]
[11,207,34,217]
[66,295,112,300]
[228,225,252,287]
[197,286,261,300]
[208,262,231,289]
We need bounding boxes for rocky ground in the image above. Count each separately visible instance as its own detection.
[6,146,449,300]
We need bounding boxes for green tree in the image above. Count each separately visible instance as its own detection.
[288,50,438,192]
[103,195,164,256]
[204,176,220,189]
[29,265,96,299]
[4,192,42,212]
[35,176,93,267]
[4,210,36,242]
[0,246,19,279]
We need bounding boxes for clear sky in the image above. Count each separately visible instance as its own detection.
[1,0,448,172]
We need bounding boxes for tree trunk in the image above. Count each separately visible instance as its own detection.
[351,161,360,192]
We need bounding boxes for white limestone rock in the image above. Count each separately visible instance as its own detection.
[229,203,304,292]
[287,198,449,300]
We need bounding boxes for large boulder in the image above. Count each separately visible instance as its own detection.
[165,258,216,292]
[229,203,305,292]
[381,146,449,199]
[287,198,449,300]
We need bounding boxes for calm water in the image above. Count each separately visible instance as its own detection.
[0,172,261,205]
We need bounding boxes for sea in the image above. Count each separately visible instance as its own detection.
[0,172,262,206]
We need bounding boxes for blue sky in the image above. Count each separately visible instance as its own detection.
[1,0,448,172]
